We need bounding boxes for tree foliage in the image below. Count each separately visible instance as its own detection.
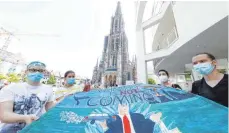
[148,78,156,85]
[7,73,21,83]
[47,75,56,84]
[0,74,7,80]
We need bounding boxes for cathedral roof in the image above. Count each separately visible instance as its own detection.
[115,1,122,15]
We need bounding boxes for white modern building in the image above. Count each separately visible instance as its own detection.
[135,1,228,90]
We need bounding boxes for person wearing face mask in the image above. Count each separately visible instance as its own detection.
[158,69,182,89]
[0,61,55,133]
[55,70,83,102]
[191,52,228,107]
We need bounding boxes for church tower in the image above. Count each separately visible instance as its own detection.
[92,2,135,87]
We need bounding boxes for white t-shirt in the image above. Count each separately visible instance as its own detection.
[0,82,54,132]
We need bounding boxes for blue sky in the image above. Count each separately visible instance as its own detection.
[0,0,136,78]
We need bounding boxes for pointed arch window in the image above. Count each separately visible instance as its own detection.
[111,38,114,51]
[115,37,119,50]
[127,72,131,80]
[112,56,115,67]
[115,19,119,32]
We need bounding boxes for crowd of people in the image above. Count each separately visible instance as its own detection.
[0,52,227,133]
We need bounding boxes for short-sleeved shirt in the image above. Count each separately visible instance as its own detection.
[0,82,54,133]
[191,74,228,107]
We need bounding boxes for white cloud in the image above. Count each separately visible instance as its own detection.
[0,0,136,78]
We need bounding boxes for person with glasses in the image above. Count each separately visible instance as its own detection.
[55,70,83,102]
[0,61,55,133]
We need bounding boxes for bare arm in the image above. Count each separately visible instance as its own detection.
[0,101,28,123]
[55,93,73,105]
[56,96,64,103]
[45,101,55,111]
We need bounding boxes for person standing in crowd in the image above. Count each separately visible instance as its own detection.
[55,70,83,102]
[191,52,228,107]
[83,81,91,92]
[158,69,182,89]
[0,80,8,90]
[0,61,55,133]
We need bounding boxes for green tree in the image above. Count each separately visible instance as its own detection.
[148,78,156,85]
[218,69,226,74]
[47,75,56,85]
[7,73,20,83]
[22,76,27,82]
[0,74,7,80]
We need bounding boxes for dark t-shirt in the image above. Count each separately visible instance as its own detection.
[171,84,182,89]
[157,84,182,89]
[191,74,228,107]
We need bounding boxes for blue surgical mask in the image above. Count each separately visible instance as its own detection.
[67,78,75,85]
[27,72,44,82]
[193,62,215,75]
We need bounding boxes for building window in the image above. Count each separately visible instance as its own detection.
[152,1,164,17]
[111,39,115,50]
[112,56,116,67]
[115,19,118,26]
[114,39,116,50]
[115,38,119,50]
[156,45,161,51]
[115,25,118,30]
[115,19,119,32]
[143,23,159,54]
[142,1,154,22]
[127,72,131,80]
[142,1,165,22]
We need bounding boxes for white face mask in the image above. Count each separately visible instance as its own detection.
[159,75,168,83]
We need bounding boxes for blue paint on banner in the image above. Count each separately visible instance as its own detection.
[20,84,228,133]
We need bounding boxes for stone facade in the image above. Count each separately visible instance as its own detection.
[91,2,137,87]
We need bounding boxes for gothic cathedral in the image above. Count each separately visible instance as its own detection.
[91,2,137,88]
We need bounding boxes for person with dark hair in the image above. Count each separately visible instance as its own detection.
[64,70,76,87]
[55,70,83,102]
[158,69,182,89]
[191,52,228,107]
[83,81,91,92]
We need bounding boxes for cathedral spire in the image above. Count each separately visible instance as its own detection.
[96,58,99,67]
[115,1,122,15]
[94,58,99,69]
